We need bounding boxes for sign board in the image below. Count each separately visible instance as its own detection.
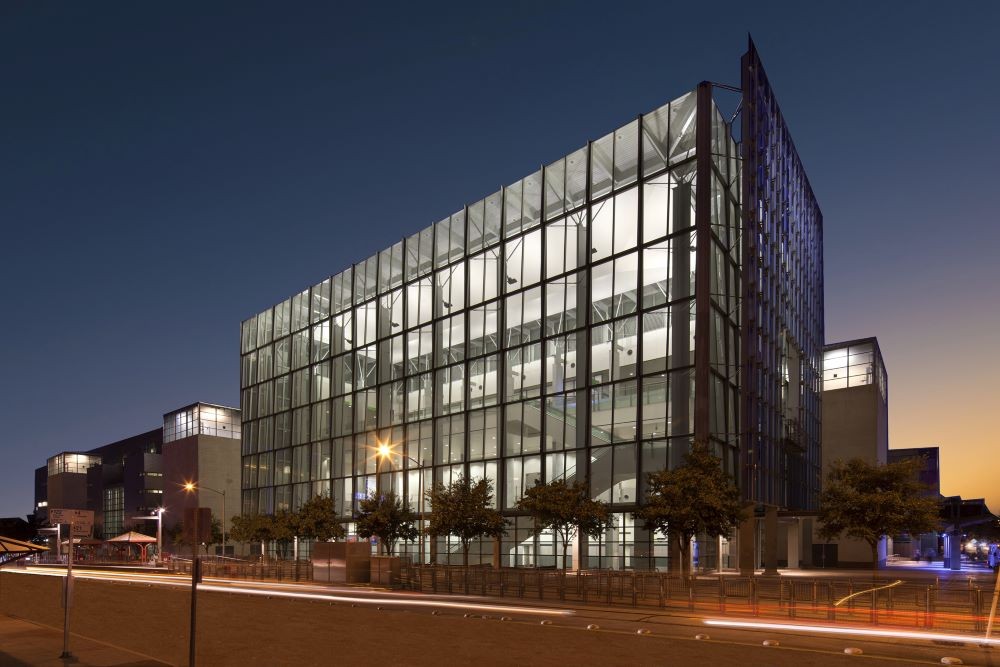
[183,507,212,544]
[70,524,92,537]
[48,509,94,528]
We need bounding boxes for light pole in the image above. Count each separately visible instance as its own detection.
[185,482,226,558]
[375,441,424,565]
[131,508,165,565]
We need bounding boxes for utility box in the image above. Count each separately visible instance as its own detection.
[312,542,370,583]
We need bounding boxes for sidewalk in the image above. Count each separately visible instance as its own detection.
[0,615,169,666]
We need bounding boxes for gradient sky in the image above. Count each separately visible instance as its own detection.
[2,1,997,518]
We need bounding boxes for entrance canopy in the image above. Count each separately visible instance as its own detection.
[61,537,103,546]
[0,535,49,565]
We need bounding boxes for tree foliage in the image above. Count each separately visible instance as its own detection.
[426,476,507,566]
[294,495,346,542]
[819,457,940,576]
[634,441,745,576]
[230,513,275,557]
[356,491,418,556]
[516,479,610,569]
[167,516,223,555]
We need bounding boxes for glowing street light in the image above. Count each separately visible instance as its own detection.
[374,440,425,565]
[184,482,226,558]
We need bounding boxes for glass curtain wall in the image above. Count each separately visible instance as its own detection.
[740,40,824,511]
[239,87,740,568]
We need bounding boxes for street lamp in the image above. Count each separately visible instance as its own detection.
[184,482,226,558]
[132,508,165,565]
[374,440,425,565]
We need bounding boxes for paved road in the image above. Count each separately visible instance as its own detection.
[3,567,998,666]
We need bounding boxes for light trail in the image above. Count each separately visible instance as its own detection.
[196,583,572,615]
[8,567,572,617]
[833,579,903,607]
[703,618,1000,646]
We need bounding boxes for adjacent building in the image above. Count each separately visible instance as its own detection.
[161,403,242,554]
[34,403,240,554]
[814,337,889,567]
[238,39,823,571]
[41,430,163,540]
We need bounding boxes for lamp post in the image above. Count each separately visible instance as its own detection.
[184,483,226,558]
[375,441,424,565]
[131,508,165,565]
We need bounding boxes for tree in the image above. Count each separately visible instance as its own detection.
[166,515,223,556]
[516,479,611,569]
[356,491,418,556]
[635,441,745,577]
[426,476,507,566]
[271,509,297,559]
[230,513,276,558]
[294,495,346,543]
[819,457,940,578]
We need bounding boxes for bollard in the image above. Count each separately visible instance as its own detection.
[974,588,984,633]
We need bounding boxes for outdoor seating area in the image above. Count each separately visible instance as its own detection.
[33,530,159,564]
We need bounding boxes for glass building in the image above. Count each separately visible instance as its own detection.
[239,39,823,569]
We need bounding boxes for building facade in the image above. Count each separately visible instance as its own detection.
[39,430,163,540]
[161,402,242,554]
[814,337,889,567]
[238,39,823,570]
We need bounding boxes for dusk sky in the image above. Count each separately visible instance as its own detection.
[2,2,997,518]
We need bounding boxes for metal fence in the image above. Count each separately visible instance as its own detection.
[169,559,312,582]
[399,565,995,634]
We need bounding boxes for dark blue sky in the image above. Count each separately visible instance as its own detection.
[2,1,998,517]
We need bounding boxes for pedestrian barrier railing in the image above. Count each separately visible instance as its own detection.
[157,556,994,636]
[398,565,995,635]
[169,559,312,582]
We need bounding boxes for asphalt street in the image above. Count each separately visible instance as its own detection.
[2,567,998,666]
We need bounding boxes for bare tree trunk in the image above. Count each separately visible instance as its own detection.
[870,541,880,582]
[463,543,470,567]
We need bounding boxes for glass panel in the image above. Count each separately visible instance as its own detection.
[566,147,588,210]
[469,248,499,306]
[591,132,613,199]
[642,101,670,176]
[311,279,331,323]
[613,120,639,189]
[669,91,697,164]
[544,158,565,220]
